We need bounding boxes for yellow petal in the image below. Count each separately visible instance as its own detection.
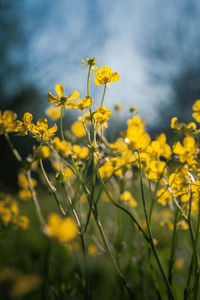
[48,92,59,104]
[192,99,200,111]
[68,90,80,101]
[55,84,64,98]
[111,72,120,82]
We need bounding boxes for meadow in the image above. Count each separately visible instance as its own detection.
[0,57,200,300]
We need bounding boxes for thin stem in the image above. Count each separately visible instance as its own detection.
[60,106,65,141]
[96,166,150,243]
[26,170,45,226]
[63,182,90,300]
[168,208,179,285]
[185,196,200,300]
[100,84,107,107]
[93,208,134,298]
[39,159,66,216]
[87,65,91,97]
[4,133,22,163]
[137,150,176,300]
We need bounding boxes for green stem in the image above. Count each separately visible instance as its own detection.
[100,84,107,107]
[26,170,45,226]
[96,166,150,243]
[137,150,176,300]
[63,182,90,300]
[87,65,91,97]
[4,133,22,163]
[185,196,200,300]
[40,159,66,216]
[168,208,179,286]
[60,106,65,141]
[93,208,134,298]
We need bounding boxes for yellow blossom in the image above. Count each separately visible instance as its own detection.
[0,110,17,134]
[72,145,89,159]
[44,213,78,243]
[15,112,33,136]
[32,118,57,140]
[157,188,173,206]
[45,105,61,120]
[120,191,137,207]
[93,105,112,125]
[48,84,79,109]
[71,121,86,138]
[68,96,93,110]
[15,216,29,229]
[192,99,200,122]
[94,66,119,86]
[53,137,72,157]
[33,145,51,160]
[99,161,114,179]
[88,244,98,255]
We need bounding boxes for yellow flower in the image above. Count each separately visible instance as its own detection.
[157,188,173,206]
[15,216,29,229]
[99,161,114,179]
[0,110,17,134]
[68,96,93,110]
[18,172,37,190]
[93,105,112,125]
[71,120,86,138]
[145,160,167,181]
[114,104,123,111]
[45,105,61,120]
[192,99,200,122]
[19,189,32,201]
[88,244,98,255]
[33,145,51,160]
[120,191,137,207]
[53,137,72,157]
[0,207,11,223]
[171,117,196,134]
[81,57,97,69]
[72,145,89,159]
[32,118,57,140]
[48,84,79,108]
[44,213,78,243]
[15,112,33,136]
[94,66,119,86]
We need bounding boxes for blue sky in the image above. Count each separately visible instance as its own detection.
[6,0,200,127]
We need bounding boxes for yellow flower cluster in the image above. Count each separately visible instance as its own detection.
[0,192,29,229]
[18,172,37,201]
[0,110,17,134]
[44,213,78,244]
[15,112,57,140]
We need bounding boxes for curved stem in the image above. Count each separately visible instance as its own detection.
[40,159,66,216]
[96,166,150,243]
[4,133,22,163]
[26,170,45,226]
[137,150,176,300]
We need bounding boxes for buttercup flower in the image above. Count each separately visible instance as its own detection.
[32,118,57,140]
[0,110,17,134]
[45,106,61,120]
[192,99,200,122]
[94,66,119,86]
[48,84,79,109]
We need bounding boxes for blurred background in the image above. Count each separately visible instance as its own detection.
[1,0,200,189]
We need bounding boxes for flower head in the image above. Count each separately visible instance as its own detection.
[0,110,17,134]
[94,66,119,86]
[48,84,79,108]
